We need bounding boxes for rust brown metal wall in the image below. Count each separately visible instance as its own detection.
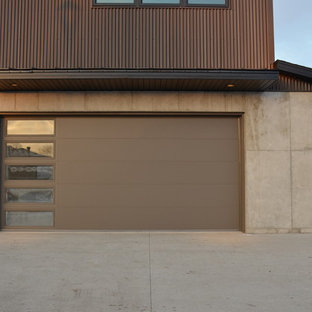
[270,74,312,92]
[0,0,274,70]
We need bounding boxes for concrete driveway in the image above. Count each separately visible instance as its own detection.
[0,232,311,312]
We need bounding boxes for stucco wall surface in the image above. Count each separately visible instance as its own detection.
[0,91,311,233]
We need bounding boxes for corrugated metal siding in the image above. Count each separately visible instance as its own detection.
[270,74,312,92]
[0,0,274,70]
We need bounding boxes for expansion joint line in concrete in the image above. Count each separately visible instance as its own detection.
[289,99,294,230]
[148,232,153,312]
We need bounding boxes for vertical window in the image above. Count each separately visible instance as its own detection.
[7,120,55,135]
[6,212,54,227]
[3,119,56,228]
[6,143,54,158]
[6,165,54,180]
[6,188,54,203]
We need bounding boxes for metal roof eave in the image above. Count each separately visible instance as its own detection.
[0,69,279,81]
[274,60,312,83]
[0,69,279,92]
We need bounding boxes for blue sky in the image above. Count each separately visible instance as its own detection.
[274,0,312,68]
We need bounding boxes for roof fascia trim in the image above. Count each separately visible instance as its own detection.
[274,60,312,82]
[0,70,279,81]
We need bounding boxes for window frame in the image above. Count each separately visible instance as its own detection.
[5,211,54,227]
[5,188,55,204]
[92,0,229,8]
[6,165,55,181]
[6,119,55,136]
[5,141,55,159]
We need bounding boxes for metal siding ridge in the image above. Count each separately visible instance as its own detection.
[272,75,312,92]
[0,0,275,70]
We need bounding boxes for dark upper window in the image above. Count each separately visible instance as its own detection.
[94,0,228,7]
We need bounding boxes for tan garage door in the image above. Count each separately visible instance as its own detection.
[2,116,241,230]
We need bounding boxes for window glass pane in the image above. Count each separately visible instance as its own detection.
[188,0,226,4]
[6,211,54,227]
[142,0,179,3]
[7,120,55,135]
[95,0,134,4]
[6,143,54,158]
[6,166,54,180]
[6,189,54,203]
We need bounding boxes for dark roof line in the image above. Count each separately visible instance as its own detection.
[0,69,278,81]
[0,69,279,92]
[274,60,312,83]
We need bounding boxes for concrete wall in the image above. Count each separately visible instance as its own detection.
[0,91,312,233]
